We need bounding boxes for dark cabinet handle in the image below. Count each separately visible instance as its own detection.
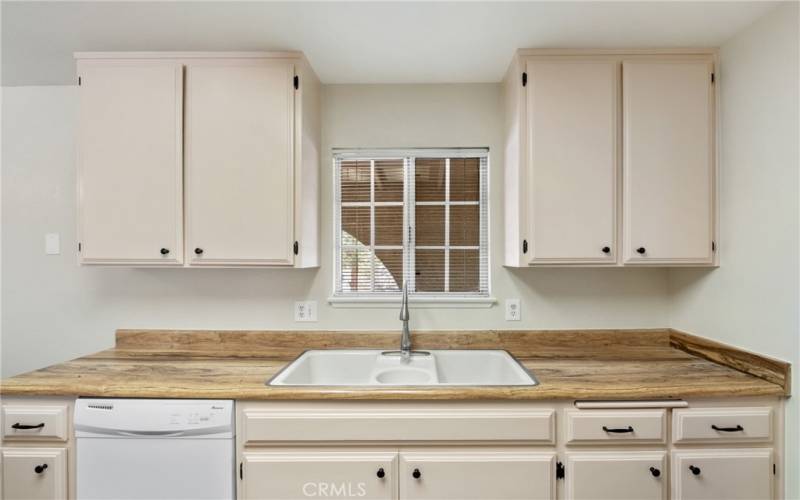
[636,247,646,255]
[12,423,44,430]
[602,246,611,254]
[194,248,204,255]
[650,467,661,478]
[602,425,634,433]
[160,248,170,255]
[412,468,421,479]
[689,465,701,476]
[376,468,385,479]
[712,424,743,432]
[34,464,48,474]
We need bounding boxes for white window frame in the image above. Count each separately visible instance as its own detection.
[330,148,495,308]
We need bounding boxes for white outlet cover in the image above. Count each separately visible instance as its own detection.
[294,301,318,322]
[505,298,521,321]
[45,233,60,255]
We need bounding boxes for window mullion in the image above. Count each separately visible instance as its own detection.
[369,160,376,292]
[406,157,416,293]
[444,158,451,293]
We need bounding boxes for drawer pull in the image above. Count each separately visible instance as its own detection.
[711,424,744,432]
[412,468,422,479]
[376,468,385,479]
[12,422,45,430]
[602,425,634,433]
[34,464,48,474]
[649,467,661,478]
[689,465,701,476]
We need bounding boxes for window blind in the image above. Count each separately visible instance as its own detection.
[334,149,489,298]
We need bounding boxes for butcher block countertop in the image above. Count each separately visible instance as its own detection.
[0,329,790,400]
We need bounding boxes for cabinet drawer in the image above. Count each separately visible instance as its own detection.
[565,409,665,444]
[672,407,773,444]
[671,449,773,500]
[241,404,555,444]
[400,450,555,500]
[1,447,68,500]
[2,404,69,442]
[241,450,397,500]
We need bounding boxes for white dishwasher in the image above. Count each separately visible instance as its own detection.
[75,398,235,500]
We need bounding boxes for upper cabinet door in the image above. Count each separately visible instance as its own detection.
[527,59,619,264]
[622,58,716,265]
[185,59,295,266]
[77,60,184,265]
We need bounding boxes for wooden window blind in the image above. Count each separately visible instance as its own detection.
[334,149,489,298]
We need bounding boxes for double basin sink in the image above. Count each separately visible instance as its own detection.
[268,350,538,387]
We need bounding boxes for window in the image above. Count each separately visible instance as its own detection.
[333,149,489,300]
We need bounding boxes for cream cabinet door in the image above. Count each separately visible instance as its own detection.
[1,448,67,500]
[565,451,666,500]
[672,449,773,500]
[527,58,618,264]
[400,450,555,500]
[240,450,397,500]
[186,59,295,266]
[622,58,715,265]
[77,60,184,265]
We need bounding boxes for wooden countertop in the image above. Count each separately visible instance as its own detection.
[0,329,789,400]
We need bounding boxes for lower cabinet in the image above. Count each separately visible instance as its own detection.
[565,451,666,500]
[671,449,773,500]
[400,450,555,500]
[241,450,398,500]
[1,447,68,500]
[240,449,556,500]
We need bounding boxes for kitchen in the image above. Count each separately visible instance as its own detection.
[1,1,798,499]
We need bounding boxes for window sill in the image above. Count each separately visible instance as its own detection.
[328,296,497,309]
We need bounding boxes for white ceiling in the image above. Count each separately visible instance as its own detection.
[1,1,778,86]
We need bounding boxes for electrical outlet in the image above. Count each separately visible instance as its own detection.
[294,301,318,322]
[505,299,521,321]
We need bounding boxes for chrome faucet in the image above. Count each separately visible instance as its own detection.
[399,281,412,361]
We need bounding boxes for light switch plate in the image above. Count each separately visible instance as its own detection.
[505,299,521,321]
[294,301,318,322]
[45,233,60,255]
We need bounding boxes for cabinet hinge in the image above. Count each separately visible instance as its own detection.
[711,72,715,84]
[78,76,81,86]
[522,239,528,254]
[293,241,299,255]
[293,75,299,90]
[240,462,243,480]
[78,242,82,252]
[712,241,717,252]
[522,72,528,87]
[556,461,565,480]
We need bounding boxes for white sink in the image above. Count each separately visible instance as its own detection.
[267,350,538,386]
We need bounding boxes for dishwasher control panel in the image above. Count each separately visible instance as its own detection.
[75,399,234,437]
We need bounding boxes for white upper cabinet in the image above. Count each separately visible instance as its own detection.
[185,59,295,266]
[504,50,717,267]
[75,52,320,268]
[526,58,618,264]
[622,58,716,265]
[77,60,184,265]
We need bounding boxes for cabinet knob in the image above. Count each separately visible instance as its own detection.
[636,247,646,255]
[160,248,170,255]
[376,467,385,479]
[689,465,701,476]
[194,248,204,255]
[34,464,48,474]
[602,246,611,254]
[650,467,661,478]
[412,468,421,479]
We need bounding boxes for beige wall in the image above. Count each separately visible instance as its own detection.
[668,3,800,497]
[1,82,671,378]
